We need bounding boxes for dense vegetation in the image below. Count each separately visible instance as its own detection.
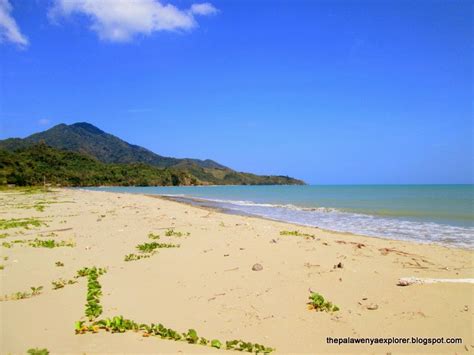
[0,144,197,186]
[0,122,226,169]
[0,122,304,187]
[0,144,304,187]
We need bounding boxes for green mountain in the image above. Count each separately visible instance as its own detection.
[0,122,226,169]
[0,143,198,187]
[0,123,304,187]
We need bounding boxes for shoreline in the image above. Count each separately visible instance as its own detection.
[80,185,473,250]
[150,192,471,252]
[1,187,473,354]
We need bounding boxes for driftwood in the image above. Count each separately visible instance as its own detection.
[336,240,366,248]
[398,277,474,286]
[379,248,415,256]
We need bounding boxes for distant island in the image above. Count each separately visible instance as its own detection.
[0,122,304,187]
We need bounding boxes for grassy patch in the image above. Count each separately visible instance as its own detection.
[280,230,315,240]
[225,340,275,352]
[27,348,49,355]
[124,233,180,261]
[34,203,46,212]
[0,186,50,194]
[75,315,274,353]
[124,253,152,262]
[136,242,179,254]
[76,266,107,278]
[0,286,43,301]
[2,238,74,248]
[52,278,78,290]
[72,266,274,353]
[0,218,45,230]
[39,232,58,238]
[165,229,190,237]
[148,232,160,240]
[29,238,75,248]
[307,292,339,312]
[10,199,68,212]
[75,267,107,320]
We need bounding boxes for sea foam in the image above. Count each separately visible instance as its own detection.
[170,196,473,248]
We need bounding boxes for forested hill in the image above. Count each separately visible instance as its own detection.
[0,122,227,169]
[0,143,304,187]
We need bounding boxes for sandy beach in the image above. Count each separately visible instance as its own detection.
[0,188,472,354]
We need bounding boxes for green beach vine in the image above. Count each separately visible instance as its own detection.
[73,266,274,353]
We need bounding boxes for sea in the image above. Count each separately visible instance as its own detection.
[85,185,473,248]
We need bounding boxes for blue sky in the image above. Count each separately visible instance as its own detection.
[0,0,472,184]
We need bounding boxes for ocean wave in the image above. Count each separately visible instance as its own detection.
[165,196,341,213]
[162,194,474,248]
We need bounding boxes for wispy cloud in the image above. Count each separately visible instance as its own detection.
[49,0,218,42]
[190,3,218,16]
[0,0,28,47]
[38,118,51,126]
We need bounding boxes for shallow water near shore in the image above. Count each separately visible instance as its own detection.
[85,185,474,248]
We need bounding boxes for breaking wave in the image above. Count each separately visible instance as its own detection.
[165,195,474,249]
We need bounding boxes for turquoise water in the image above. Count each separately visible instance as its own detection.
[85,185,474,247]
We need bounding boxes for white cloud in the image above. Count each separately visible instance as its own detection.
[0,0,28,47]
[38,118,51,126]
[190,3,218,16]
[49,0,218,42]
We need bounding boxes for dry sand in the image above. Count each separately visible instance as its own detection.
[0,188,472,354]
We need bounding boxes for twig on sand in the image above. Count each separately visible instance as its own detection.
[379,248,414,256]
[208,293,226,301]
[397,277,474,286]
[304,262,320,268]
[336,240,365,248]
